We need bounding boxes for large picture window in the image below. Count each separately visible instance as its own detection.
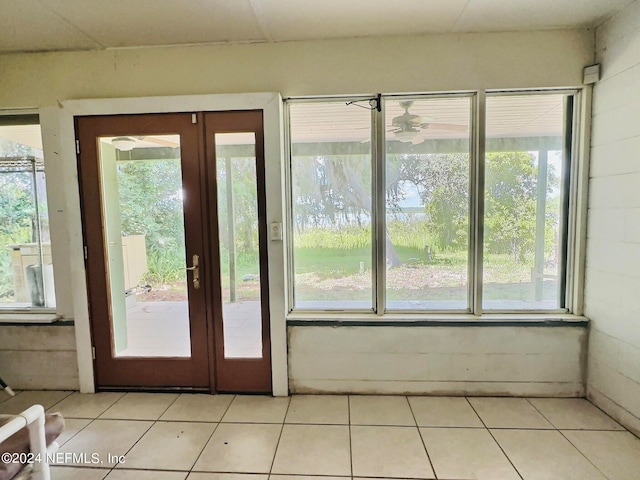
[0,115,55,310]
[287,91,576,314]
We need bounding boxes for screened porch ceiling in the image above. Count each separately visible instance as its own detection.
[0,94,566,155]
[0,0,630,54]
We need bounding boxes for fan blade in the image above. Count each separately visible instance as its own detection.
[139,136,180,147]
[424,122,468,132]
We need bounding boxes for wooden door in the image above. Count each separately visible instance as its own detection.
[76,110,272,393]
[76,113,211,389]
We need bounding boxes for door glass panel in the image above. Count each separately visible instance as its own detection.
[215,132,263,359]
[98,135,191,357]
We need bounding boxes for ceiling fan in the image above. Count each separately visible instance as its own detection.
[389,100,468,144]
[110,135,179,151]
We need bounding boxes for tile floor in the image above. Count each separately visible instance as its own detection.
[1,391,640,480]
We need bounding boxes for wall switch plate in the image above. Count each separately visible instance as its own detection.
[270,222,283,241]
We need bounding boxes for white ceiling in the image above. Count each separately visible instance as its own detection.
[0,0,632,54]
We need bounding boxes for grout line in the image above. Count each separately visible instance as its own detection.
[348,395,353,478]
[189,394,236,473]
[558,429,615,480]
[524,397,556,428]
[267,395,292,476]
[406,395,438,479]
[465,397,525,480]
[217,394,237,423]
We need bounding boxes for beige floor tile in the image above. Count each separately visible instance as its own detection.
[117,421,216,471]
[50,466,110,479]
[563,430,640,480]
[409,396,484,427]
[270,476,349,480]
[59,419,152,468]
[105,470,188,480]
[351,426,434,478]
[100,392,179,420]
[193,423,281,473]
[285,395,349,425]
[0,390,73,414]
[528,398,624,430]
[160,394,234,422]
[492,429,607,480]
[56,418,93,446]
[271,425,351,476]
[188,475,268,480]
[468,397,553,429]
[420,427,520,479]
[221,396,290,423]
[49,392,125,419]
[350,395,415,426]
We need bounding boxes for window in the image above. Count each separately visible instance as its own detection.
[385,96,472,310]
[483,93,570,310]
[287,91,576,314]
[289,101,373,310]
[0,115,55,310]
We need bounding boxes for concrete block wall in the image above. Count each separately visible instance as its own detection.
[587,0,640,436]
[0,325,79,390]
[289,325,587,396]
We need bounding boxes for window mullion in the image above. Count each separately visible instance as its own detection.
[472,91,486,315]
[374,99,386,315]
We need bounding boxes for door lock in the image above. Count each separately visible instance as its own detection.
[185,254,200,289]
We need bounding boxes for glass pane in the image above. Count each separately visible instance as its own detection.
[289,101,373,310]
[385,97,472,310]
[483,94,567,310]
[0,120,55,309]
[99,135,191,357]
[215,132,263,359]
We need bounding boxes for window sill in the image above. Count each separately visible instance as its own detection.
[0,312,60,324]
[286,312,588,327]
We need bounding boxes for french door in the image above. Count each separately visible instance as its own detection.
[76,111,272,393]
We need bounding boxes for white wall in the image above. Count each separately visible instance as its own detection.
[587,0,640,436]
[1,30,592,109]
[0,29,594,394]
[289,325,586,396]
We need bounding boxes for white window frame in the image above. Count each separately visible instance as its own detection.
[0,111,58,321]
[285,89,584,316]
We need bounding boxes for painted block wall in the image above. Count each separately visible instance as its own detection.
[0,325,78,390]
[587,0,640,436]
[0,29,594,392]
[289,326,586,396]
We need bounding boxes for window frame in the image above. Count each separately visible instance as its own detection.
[286,89,581,316]
[0,111,57,315]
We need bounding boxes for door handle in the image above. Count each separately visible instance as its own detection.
[185,254,200,289]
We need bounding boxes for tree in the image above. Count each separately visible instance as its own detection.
[388,153,469,251]
[117,159,186,283]
[484,151,558,263]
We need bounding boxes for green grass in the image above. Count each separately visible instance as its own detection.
[294,247,371,279]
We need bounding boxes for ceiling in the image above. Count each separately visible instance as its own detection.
[0,0,632,54]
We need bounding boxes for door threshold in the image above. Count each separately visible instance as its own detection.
[97,386,211,394]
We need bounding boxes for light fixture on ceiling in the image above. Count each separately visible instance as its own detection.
[394,128,421,143]
[111,136,137,151]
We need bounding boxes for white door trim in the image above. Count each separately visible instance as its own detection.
[40,93,288,395]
